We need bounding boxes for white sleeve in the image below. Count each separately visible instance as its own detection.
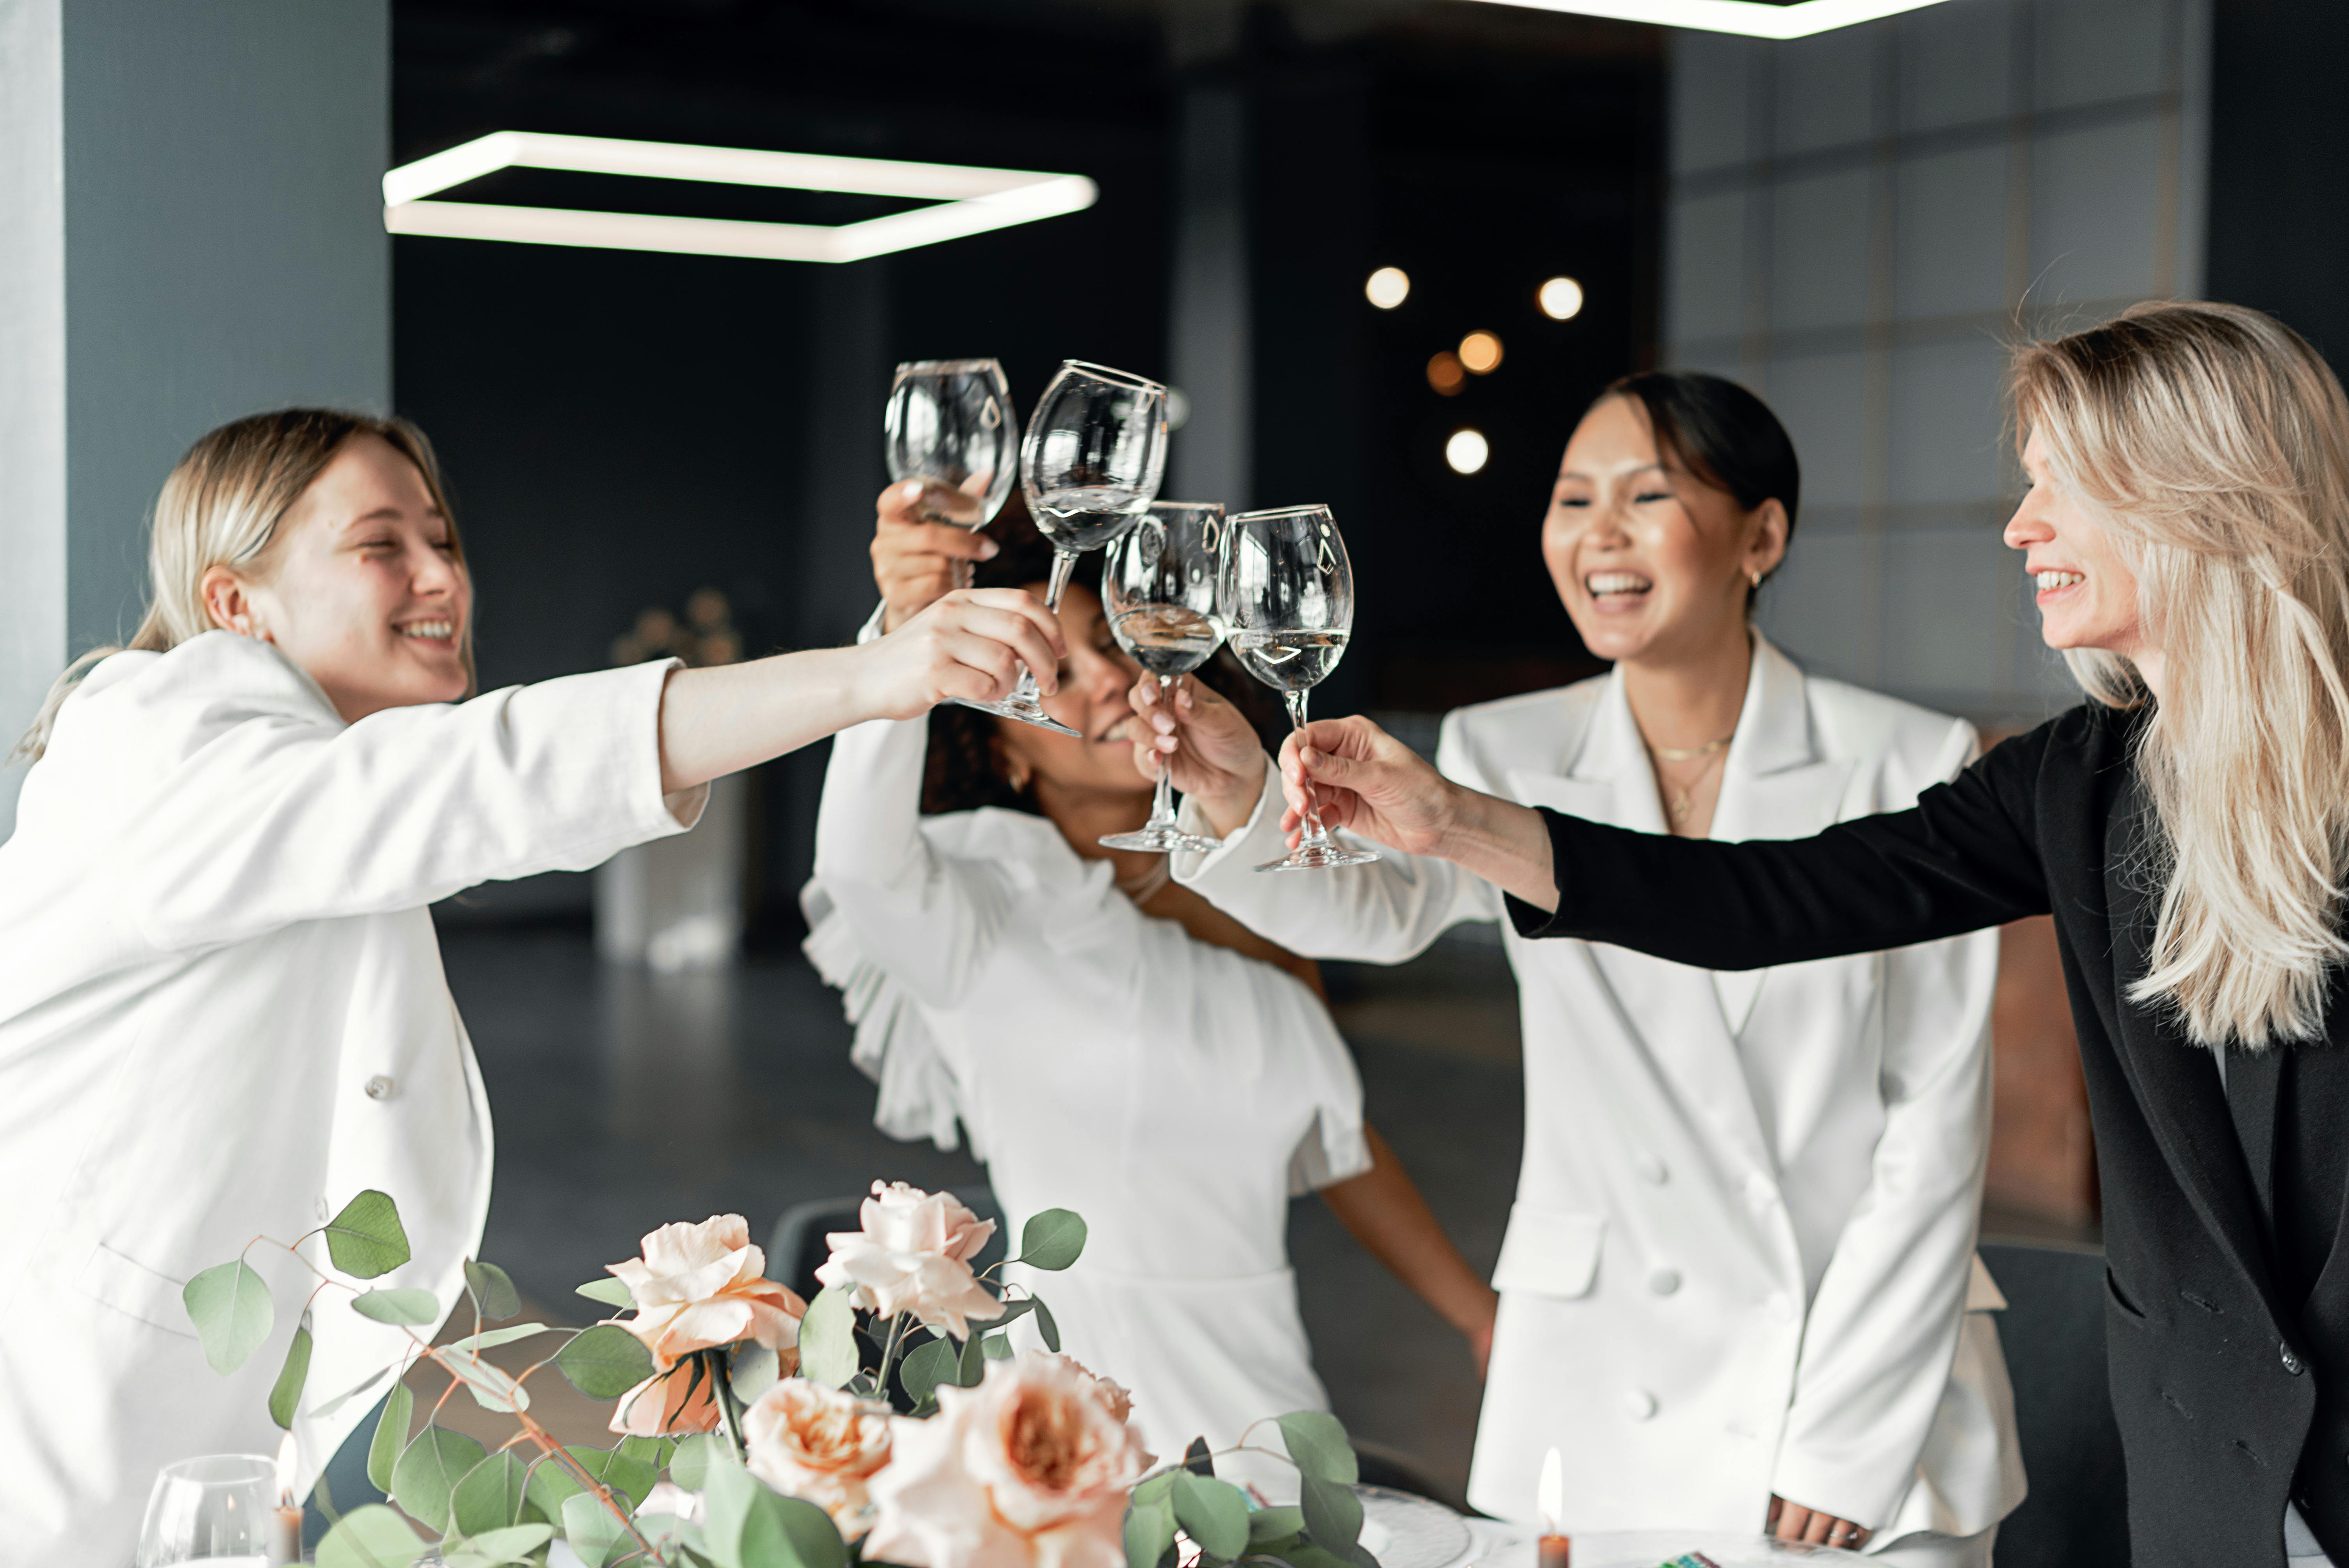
[809,712,1007,1009]
[1769,723,2002,1528]
[116,656,698,953]
[1167,714,1498,963]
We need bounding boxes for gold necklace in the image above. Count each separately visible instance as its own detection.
[1651,735,1734,825]
[1651,735,1733,763]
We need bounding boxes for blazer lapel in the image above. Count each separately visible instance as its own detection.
[1509,670,1775,1178]
[1709,637,1856,847]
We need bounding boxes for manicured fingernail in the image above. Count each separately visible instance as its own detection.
[901,480,923,499]
[980,538,1000,558]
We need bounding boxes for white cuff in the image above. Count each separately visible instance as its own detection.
[1170,754,1283,882]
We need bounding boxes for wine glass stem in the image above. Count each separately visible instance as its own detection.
[1285,690,1334,844]
[1147,674,1181,828]
[1011,550,1081,706]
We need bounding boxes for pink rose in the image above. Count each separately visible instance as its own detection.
[610,1361,721,1437]
[606,1213,807,1371]
[815,1181,1004,1339]
[863,1351,1154,1568]
[744,1380,896,1538]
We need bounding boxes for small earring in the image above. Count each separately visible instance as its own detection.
[1748,569,1763,590]
[1005,756,1032,792]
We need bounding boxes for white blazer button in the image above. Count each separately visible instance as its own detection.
[1638,1153,1669,1185]
[1622,1388,1658,1420]
[365,1075,395,1101]
[1649,1268,1682,1297]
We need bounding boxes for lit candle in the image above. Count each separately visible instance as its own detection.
[1536,1447,1570,1568]
[270,1432,303,1566]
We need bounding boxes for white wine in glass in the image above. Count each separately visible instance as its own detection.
[1101,501,1227,855]
[1222,505,1378,871]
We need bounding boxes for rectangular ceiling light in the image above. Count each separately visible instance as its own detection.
[381,131,1098,262]
[1459,0,1953,38]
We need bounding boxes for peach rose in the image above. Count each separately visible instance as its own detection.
[610,1360,721,1437]
[815,1182,1004,1339]
[606,1213,807,1371]
[743,1379,896,1538]
[863,1351,1153,1568]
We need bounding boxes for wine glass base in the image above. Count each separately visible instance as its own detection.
[1256,841,1382,872]
[1098,824,1224,855]
[947,694,1082,737]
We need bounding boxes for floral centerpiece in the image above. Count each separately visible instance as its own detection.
[184,1181,1379,1568]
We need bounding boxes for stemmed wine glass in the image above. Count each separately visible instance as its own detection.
[135,1453,287,1565]
[1223,504,1379,871]
[1005,360,1170,738]
[1100,501,1228,854]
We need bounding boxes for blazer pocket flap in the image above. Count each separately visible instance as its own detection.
[1492,1205,1605,1299]
[77,1242,198,1338]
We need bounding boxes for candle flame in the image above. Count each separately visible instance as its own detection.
[1537,1447,1562,1532]
[274,1431,299,1502]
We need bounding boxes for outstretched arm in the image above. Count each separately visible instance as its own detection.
[1318,1126,1499,1376]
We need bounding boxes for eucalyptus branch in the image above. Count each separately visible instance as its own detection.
[705,1347,749,1462]
[873,1312,912,1398]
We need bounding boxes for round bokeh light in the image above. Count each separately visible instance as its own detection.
[1445,428,1490,475]
[1538,277,1585,321]
[1426,351,1466,396]
[1458,331,1503,374]
[1365,266,1411,309]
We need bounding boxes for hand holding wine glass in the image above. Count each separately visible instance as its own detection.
[883,358,1018,597]
[1100,501,1228,853]
[1223,504,1378,871]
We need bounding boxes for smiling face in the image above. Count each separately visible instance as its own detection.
[203,434,472,722]
[994,583,1152,798]
[1541,394,1788,669]
[2004,431,2151,666]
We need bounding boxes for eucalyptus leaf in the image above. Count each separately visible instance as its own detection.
[1300,1476,1365,1550]
[575,1276,635,1309]
[1131,1472,1176,1508]
[599,1443,660,1510]
[1124,1497,1176,1568]
[390,1426,486,1534]
[1349,1543,1382,1568]
[555,1323,656,1399]
[699,1456,759,1559]
[350,1287,440,1326]
[562,1490,629,1568]
[730,1340,780,1404]
[897,1337,959,1407]
[314,1502,427,1568]
[366,1381,413,1493]
[183,1259,274,1375]
[668,1431,724,1493]
[269,1319,314,1429]
[444,1351,531,1413]
[1248,1507,1305,1544]
[988,1298,1039,1327]
[1015,1209,1087,1271]
[523,1445,647,1522]
[619,1434,674,1470]
[1275,1411,1358,1485]
[444,1322,552,1356]
[795,1284,859,1390]
[462,1258,522,1320]
[449,1450,535,1535]
[312,1362,392,1420]
[982,1335,1013,1360]
[443,1523,554,1568]
[743,1489,849,1568]
[1183,1438,1214,1477]
[1171,1471,1249,1561]
[1034,1296,1061,1353]
[957,1330,988,1388]
[324,1190,412,1280]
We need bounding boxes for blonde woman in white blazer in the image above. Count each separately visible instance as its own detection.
[0,410,1065,1564]
[1137,375,2024,1566]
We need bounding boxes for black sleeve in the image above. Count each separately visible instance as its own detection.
[1506,721,2058,970]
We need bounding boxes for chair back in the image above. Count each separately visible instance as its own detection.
[768,1187,1007,1303]
[1980,1240,2128,1568]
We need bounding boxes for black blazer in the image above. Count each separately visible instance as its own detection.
[1510,701,2349,1568]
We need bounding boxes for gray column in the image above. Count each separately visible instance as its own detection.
[1167,80,1252,509]
[0,0,390,836]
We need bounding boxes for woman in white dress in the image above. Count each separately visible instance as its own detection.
[1139,374,2025,1564]
[0,410,1064,1562]
[802,487,1498,1484]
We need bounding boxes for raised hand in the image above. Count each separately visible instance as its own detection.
[1127,675,1267,837]
[850,588,1064,722]
[1767,1495,1871,1553]
[872,480,1002,632]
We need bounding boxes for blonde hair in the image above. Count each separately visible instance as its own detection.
[12,408,470,764]
[2012,301,2349,1048]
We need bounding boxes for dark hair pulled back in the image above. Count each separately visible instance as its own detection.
[1598,371,1802,573]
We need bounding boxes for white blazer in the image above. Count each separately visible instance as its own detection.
[803,713,1371,1485]
[0,633,699,1565]
[1174,637,2025,1545]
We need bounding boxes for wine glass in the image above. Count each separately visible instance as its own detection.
[1223,504,1379,871]
[1100,501,1228,854]
[1000,360,1170,738]
[883,358,1018,590]
[135,1453,287,1565]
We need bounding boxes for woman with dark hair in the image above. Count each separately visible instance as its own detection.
[798,485,1496,1492]
[1141,374,2023,1563]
